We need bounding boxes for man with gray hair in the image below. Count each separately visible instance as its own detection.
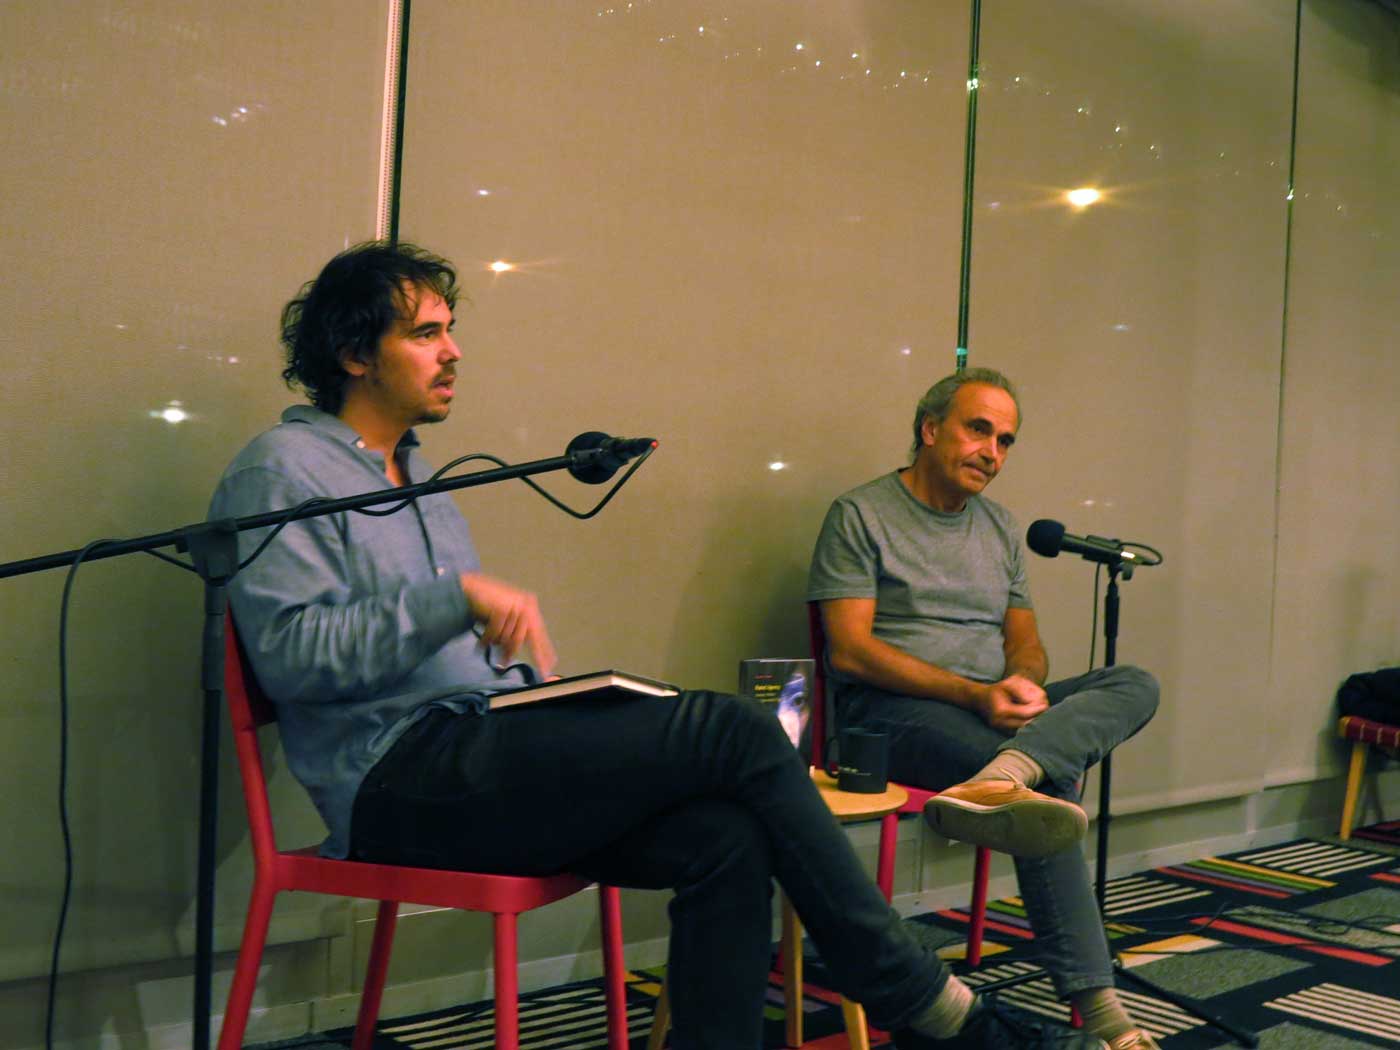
[809,368,1163,1050]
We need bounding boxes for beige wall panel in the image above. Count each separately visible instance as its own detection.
[0,0,388,1016]
[967,1,1296,810]
[1268,0,1400,785]
[399,2,970,688]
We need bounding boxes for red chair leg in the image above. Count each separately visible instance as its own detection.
[599,885,629,1050]
[351,901,400,1050]
[876,812,898,901]
[218,880,277,1050]
[967,847,990,967]
[494,912,520,1050]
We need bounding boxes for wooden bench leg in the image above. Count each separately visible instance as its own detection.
[782,894,804,1047]
[657,890,872,1049]
[1340,740,1369,841]
[841,997,872,1050]
[646,982,670,1050]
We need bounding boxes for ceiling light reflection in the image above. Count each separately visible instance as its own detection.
[149,400,191,425]
[489,260,515,273]
[1066,187,1101,209]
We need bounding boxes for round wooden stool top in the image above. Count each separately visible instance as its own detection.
[810,768,907,822]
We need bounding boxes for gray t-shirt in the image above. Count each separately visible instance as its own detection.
[807,471,1031,687]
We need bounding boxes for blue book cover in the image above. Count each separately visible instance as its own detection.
[738,658,815,763]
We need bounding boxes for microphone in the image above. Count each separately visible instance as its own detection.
[1026,519,1141,566]
[566,431,658,484]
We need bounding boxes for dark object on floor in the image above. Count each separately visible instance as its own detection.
[1337,667,1400,724]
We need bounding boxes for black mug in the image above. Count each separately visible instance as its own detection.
[829,728,889,794]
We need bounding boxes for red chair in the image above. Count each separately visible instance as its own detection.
[808,603,990,965]
[218,617,629,1050]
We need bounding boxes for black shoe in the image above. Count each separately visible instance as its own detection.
[892,995,1108,1049]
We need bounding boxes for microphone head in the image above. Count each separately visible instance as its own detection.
[1026,519,1066,558]
[566,431,617,484]
[565,431,610,456]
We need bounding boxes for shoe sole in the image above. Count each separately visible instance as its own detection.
[924,794,1088,858]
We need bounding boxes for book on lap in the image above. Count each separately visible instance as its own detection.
[487,670,680,710]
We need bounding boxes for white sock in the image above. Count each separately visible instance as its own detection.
[1073,986,1135,1041]
[908,976,975,1038]
[968,748,1045,788]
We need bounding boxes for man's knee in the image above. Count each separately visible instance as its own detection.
[1106,664,1159,723]
[672,799,773,890]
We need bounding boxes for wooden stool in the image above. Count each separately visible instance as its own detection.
[647,770,908,1050]
[1338,715,1400,839]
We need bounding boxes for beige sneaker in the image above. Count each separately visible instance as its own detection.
[1105,1030,1161,1050]
[923,779,1088,858]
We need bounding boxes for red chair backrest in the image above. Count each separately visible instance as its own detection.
[223,613,283,860]
[225,616,278,730]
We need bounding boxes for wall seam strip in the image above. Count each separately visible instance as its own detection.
[954,0,983,372]
[1265,0,1305,695]
[376,0,410,243]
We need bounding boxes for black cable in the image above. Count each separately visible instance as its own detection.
[143,548,197,573]
[236,495,332,571]
[1098,890,1400,956]
[240,446,654,569]
[354,448,656,521]
[1267,910,1400,946]
[469,624,541,682]
[1121,541,1164,567]
[47,538,117,1050]
[43,483,403,1048]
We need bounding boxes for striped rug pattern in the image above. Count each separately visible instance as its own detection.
[287,825,1400,1049]
[1264,983,1400,1043]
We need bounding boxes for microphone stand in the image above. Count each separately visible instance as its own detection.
[0,448,602,1050]
[1095,560,1259,1048]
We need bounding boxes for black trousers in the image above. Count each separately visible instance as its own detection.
[351,690,946,1050]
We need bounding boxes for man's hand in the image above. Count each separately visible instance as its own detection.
[459,572,557,677]
[976,673,1048,733]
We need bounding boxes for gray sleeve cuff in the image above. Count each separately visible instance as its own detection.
[406,572,474,647]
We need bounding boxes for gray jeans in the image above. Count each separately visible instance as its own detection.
[837,664,1159,996]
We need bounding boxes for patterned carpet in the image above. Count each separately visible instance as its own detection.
[266,823,1400,1050]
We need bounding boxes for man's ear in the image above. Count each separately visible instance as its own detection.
[339,347,369,378]
[920,415,939,448]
